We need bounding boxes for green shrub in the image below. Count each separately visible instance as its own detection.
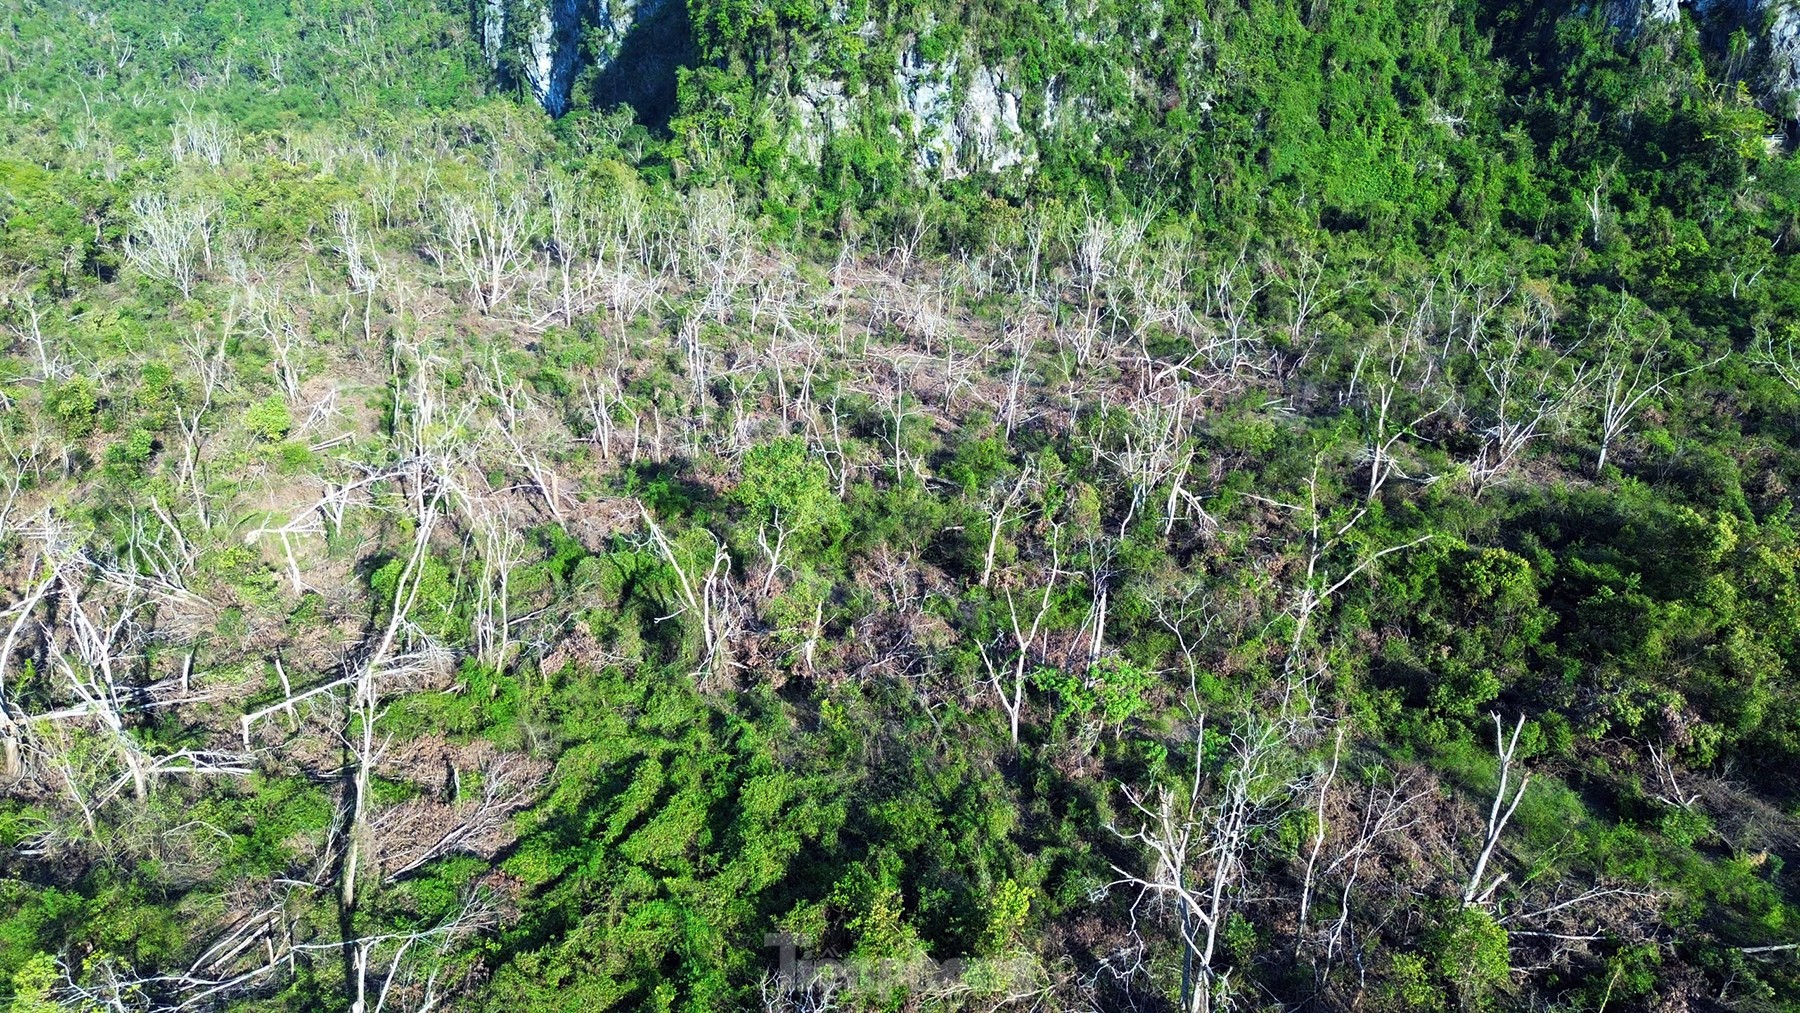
[45,376,99,437]
[244,395,292,442]
[1033,657,1155,728]
[370,553,465,641]
[1432,907,1511,1010]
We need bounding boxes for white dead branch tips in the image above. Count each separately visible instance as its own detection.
[1467,309,1590,498]
[434,173,536,314]
[0,517,250,859]
[979,529,1060,747]
[1110,716,1296,1013]
[639,502,739,683]
[125,189,219,299]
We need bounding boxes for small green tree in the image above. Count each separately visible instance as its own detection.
[8,954,63,1013]
[1032,656,1154,730]
[244,395,292,442]
[733,437,841,593]
[102,428,156,478]
[980,878,1032,954]
[370,554,463,640]
[45,376,98,437]
[1385,952,1441,1011]
[1433,907,1512,1011]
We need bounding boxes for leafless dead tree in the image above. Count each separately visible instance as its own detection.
[66,886,496,1012]
[171,110,233,167]
[1593,306,1717,475]
[1247,461,1435,691]
[1352,308,1446,503]
[4,280,59,381]
[1465,310,1589,497]
[1317,769,1433,965]
[1110,713,1301,1013]
[377,750,548,884]
[1463,712,1531,907]
[979,532,1061,747]
[640,503,739,683]
[978,467,1034,589]
[434,173,536,313]
[538,171,603,328]
[1752,320,1800,392]
[125,188,219,298]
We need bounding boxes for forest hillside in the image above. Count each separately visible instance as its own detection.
[2,0,1800,1010]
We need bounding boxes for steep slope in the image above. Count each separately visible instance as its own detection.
[496,0,1798,173]
[482,0,691,120]
[2,1,1799,1011]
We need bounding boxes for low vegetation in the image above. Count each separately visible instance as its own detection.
[0,0,1798,1009]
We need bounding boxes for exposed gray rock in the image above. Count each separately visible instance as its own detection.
[482,0,507,67]
[959,65,1032,172]
[588,0,669,70]
[522,0,583,117]
[484,0,1043,168]
[789,79,853,162]
[483,0,669,117]
[895,46,963,173]
[1688,0,1800,119]
[1596,0,1800,120]
[1766,0,1800,118]
[1604,0,1679,33]
[891,47,1035,177]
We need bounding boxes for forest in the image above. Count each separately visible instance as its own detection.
[1,0,1799,1009]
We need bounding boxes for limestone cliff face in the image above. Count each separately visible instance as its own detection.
[948,64,1033,174]
[780,45,1043,177]
[1604,0,1679,33]
[1610,0,1800,119]
[489,0,1800,176]
[1758,1,1800,117]
[483,0,1048,176]
[482,0,670,117]
[1707,0,1800,119]
[526,0,584,116]
[786,44,1039,177]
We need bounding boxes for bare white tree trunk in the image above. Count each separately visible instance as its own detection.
[435,174,535,313]
[1594,313,1717,476]
[1295,726,1344,935]
[979,467,1032,588]
[1464,712,1531,907]
[640,504,738,683]
[1466,309,1590,497]
[979,535,1060,747]
[1111,713,1303,1013]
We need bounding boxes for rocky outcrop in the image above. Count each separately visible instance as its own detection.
[484,0,1799,171]
[483,2,1039,174]
[1603,0,1679,34]
[779,43,1040,177]
[893,47,961,172]
[1764,2,1800,117]
[958,65,1031,173]
[1606,0,1800,119]
[482,0,671,117]
[789,79,853,163]
[1698,0,1800,120]
[524,0,584,116]
[889,48,1035,177]
[481,0,507,68]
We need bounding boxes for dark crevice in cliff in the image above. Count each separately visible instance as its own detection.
[585,1,693,128]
